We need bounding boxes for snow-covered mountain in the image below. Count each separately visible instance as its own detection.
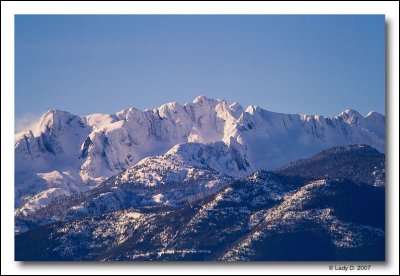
[15,96,385,215]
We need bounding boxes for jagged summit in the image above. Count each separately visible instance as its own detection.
[28,97,382,126]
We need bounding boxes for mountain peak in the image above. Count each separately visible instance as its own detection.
[366,111,385,119]
[340,108,362,117]
[228,102,244,118]
[245,105,261,115]
[192,95,224,105]
[159,101,180,110]
[193,95,209,104]
[339,109,364,124]
[42,108,71,116]
[40,109,75,122]
[229,102,242,109]
[35,109,77,133]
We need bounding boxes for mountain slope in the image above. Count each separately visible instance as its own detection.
[219,179,384,261]
[275,144,385,186]
[15,178,384,261]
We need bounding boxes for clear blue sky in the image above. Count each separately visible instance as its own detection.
[15,15,385,122]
